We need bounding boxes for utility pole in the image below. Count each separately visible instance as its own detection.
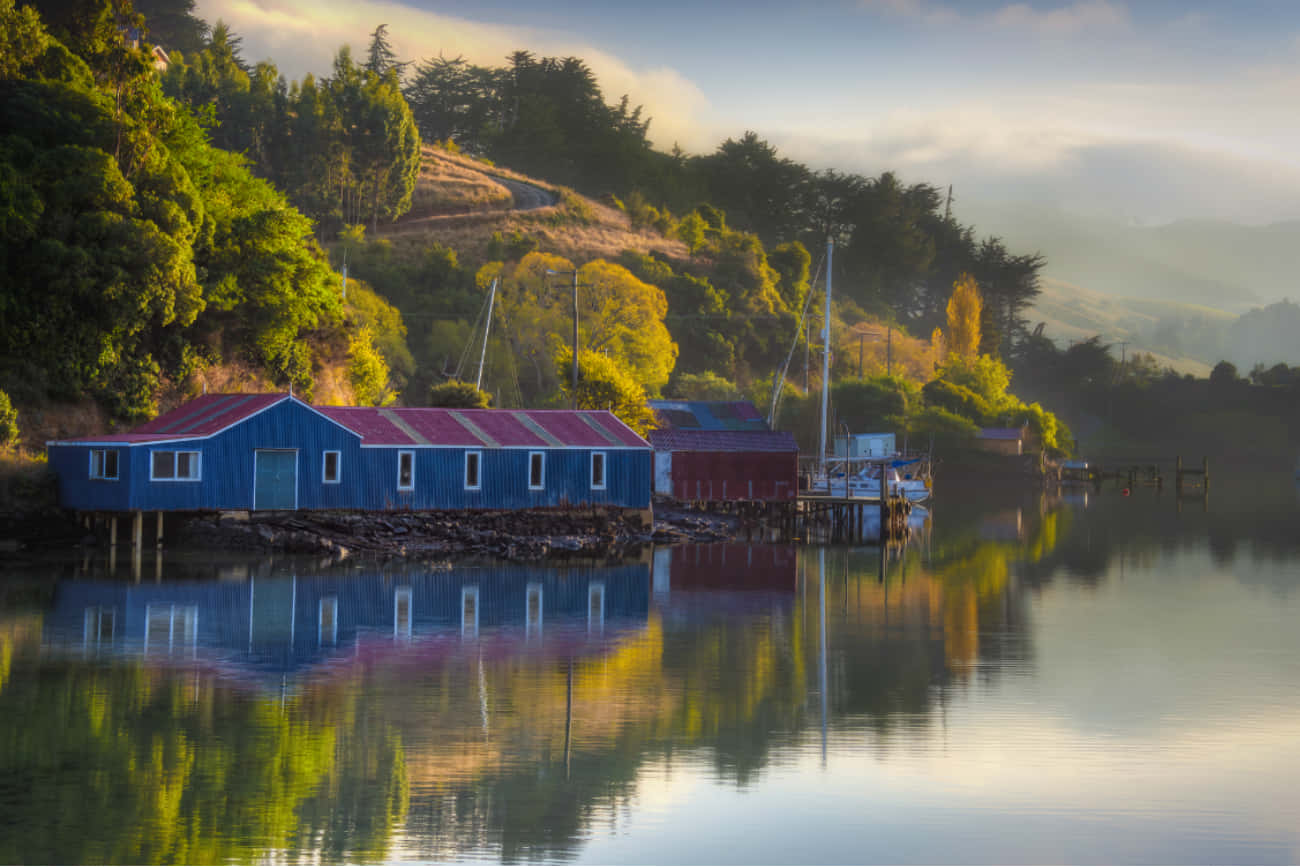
[887,326,893,377]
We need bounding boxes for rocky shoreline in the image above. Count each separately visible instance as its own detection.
[180,506,753,560]
[1,504,756,564]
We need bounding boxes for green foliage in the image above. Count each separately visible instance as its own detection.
[0,0,50,79]
[921,379,994,426]
[935,354,1013,408]
[669,371,741,401]
[162,34,421,234]
[833,375,917,431]
[908,405,980,442]
[0,389,17,447]
[347,328,392,406]
[0,13,349,418]
[555,348,656,436]
[427,379,492,408]
[345,279,415,394]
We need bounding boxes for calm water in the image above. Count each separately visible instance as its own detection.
[1,474,1298,864]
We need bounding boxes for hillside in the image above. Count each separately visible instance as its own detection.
[377,146,690,264]
[1028,278,1230,376]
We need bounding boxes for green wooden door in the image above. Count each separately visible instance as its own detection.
[254,450,297,510]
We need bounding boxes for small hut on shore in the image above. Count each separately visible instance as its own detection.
[646,400,798,503]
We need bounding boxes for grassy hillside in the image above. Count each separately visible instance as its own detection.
[377,145,690,264]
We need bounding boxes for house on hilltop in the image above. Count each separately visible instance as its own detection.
[47,393,652,515]
[646,400,798,503]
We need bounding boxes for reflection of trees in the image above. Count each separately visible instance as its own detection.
[0,621,407,864]
[0,509,1077,864]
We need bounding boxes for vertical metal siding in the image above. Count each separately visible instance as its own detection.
[54,399,652,512]
[354,447,650,511]
[48,445,133,511]
[669,450,797,502]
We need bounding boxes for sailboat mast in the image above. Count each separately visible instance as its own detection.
[475,278,498,391]
[819,240,832,474]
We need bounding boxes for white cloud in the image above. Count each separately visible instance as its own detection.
[860,0,1130,36]
[195,0,716,151]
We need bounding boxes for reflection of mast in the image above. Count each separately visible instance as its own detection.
[564,657,574,779]
[818,548,828,767]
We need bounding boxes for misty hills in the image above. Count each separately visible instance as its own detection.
[962,202,1300,312]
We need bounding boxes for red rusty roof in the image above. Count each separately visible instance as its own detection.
[131,393,288,437]
[647,428,798,452]
[51,394,652,449]
[316,406,650,448]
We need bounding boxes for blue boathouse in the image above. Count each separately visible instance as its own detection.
[47,393,653,516]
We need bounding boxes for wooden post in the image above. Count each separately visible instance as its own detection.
[156,511,164,548]
[132,511,143,550]
[109,515,118,547]
[1175,456,1183,493]
[879,461,888,538]
[1202,457,1209,491]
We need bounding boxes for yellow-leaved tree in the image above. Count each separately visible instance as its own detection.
[480,252,677,401]
[945,274,983,360]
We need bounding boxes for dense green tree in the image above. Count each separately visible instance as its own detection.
[364,24,407,78]
[133,0,206,55]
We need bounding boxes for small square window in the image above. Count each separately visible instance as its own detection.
[397,451,415,491]
[590,452,606,490]
[89,449,119,480]
[323,451,341,484]
[528,451,545,490]
[176,451,196,479]
[465,451,481,490]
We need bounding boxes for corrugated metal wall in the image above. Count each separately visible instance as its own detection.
[48,446,133,511]
[53,400,652,512]
[669,450,798,502]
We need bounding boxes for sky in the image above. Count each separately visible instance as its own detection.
[194,0,1300,226]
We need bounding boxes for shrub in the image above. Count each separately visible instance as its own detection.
[0,389,17,448]
[427,380,492,408]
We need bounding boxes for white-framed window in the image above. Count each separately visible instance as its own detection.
[144,604,198,655]
[322,450,341,484]
[394,586,412,638]
[461,585,479,639]
[150,450,200,481]
[319,596,338,645]
[397,450,415,491]
[528,451,545,490]
[526,583,543,640]
[83,606,115,648]
[590,451,606,490]
[464,450,482,490]
[89,449,119,480]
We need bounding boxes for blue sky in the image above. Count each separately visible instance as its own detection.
[198,0,1300,224]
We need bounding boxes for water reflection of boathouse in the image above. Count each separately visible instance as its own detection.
[46,564,651,682]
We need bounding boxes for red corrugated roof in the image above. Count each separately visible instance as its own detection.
[317,406,650,447]
[648,429,798,452]
[131,393,287,436]
[317,407,414,445]
[53,395,652,448]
